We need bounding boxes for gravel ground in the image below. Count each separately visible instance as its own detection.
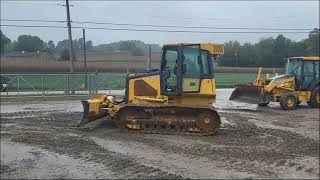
[0,94,319,179]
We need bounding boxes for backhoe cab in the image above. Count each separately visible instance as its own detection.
[229,56,320,110]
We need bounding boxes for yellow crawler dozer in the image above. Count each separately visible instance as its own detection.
[229,56,320,110]
[79,43,224,135]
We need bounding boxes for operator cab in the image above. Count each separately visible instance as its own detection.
[286,56,320,90]
[160,44,216,96]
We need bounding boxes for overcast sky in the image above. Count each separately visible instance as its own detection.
[1,1,319,46]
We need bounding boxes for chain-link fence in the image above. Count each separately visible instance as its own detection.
[0,72,272,97]
[0,73,126,96]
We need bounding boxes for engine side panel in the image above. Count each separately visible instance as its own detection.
[128,74,162,104]
[127,73,216,107]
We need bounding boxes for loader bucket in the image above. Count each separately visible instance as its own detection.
[77,100,106,127]
[229,85,269,104]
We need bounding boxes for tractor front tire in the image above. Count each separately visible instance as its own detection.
[279,93,298,110]
[308,86,320,108]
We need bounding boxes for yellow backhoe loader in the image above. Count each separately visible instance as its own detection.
[79,43,224,135]
[229,56,320,110]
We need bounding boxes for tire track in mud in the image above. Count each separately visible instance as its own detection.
[89,136,255,179]
[5,129,183,179]
[0,140,115,179]
[80,112,319,178]
[1,109,319,179]
[1,112,184,179]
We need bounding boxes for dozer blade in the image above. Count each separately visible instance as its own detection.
[77,100,106,127]
[229,85,269,104]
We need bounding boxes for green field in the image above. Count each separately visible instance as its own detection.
[215,73,263,88]
[0,72,268,92]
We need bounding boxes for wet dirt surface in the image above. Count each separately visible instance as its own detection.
[1,89,319,179]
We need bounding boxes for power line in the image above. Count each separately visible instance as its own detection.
[79,27,310,34]
[1,19,313,31]
[1,19,66,23]
[1,24,66,29]
[1,1,74,7]
[0,24,310,34]
[1,1,65,6]
[72,20,312,31]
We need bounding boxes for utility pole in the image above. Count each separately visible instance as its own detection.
[146,45,152,71]
[82,29,87,89]
[234,48,238,66]
[65,0,75,73]
[65,0,76,95]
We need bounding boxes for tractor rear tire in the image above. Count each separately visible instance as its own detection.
[308,86,320,108]
[279,93,298,110]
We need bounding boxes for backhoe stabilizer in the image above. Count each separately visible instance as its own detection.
[229,85,270,104]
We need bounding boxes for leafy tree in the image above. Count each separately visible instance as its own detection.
[131,46,144,55]
[0,30,11,53]
[56,39,69,54]
[218,33,318,68]
[304,28,319,56]
[218,41,241,67]
[60,49,70,60]
[45,40,56,55]
[118,40,145,55]
[119,41,136,51]
[76,38,93,51]
[56,38,94,55]
[56,39,78,60]
[94,44,115,52]
[47,40,55,49]
[93,40,160,54]
[85,40,93,51]
[14,35,45,52]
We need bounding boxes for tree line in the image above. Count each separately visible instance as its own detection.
[0,31,94,60]
[218,29,319,67]
[0,31,161,60]
[1,29,319,67]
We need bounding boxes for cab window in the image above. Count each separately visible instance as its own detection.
[301,61,314,89]
[163,49,178,92]
[315,61,319,79]
[183,47,201,77]
[287,60,301,77]
[201,51,211,76]
[303,61,314,77]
